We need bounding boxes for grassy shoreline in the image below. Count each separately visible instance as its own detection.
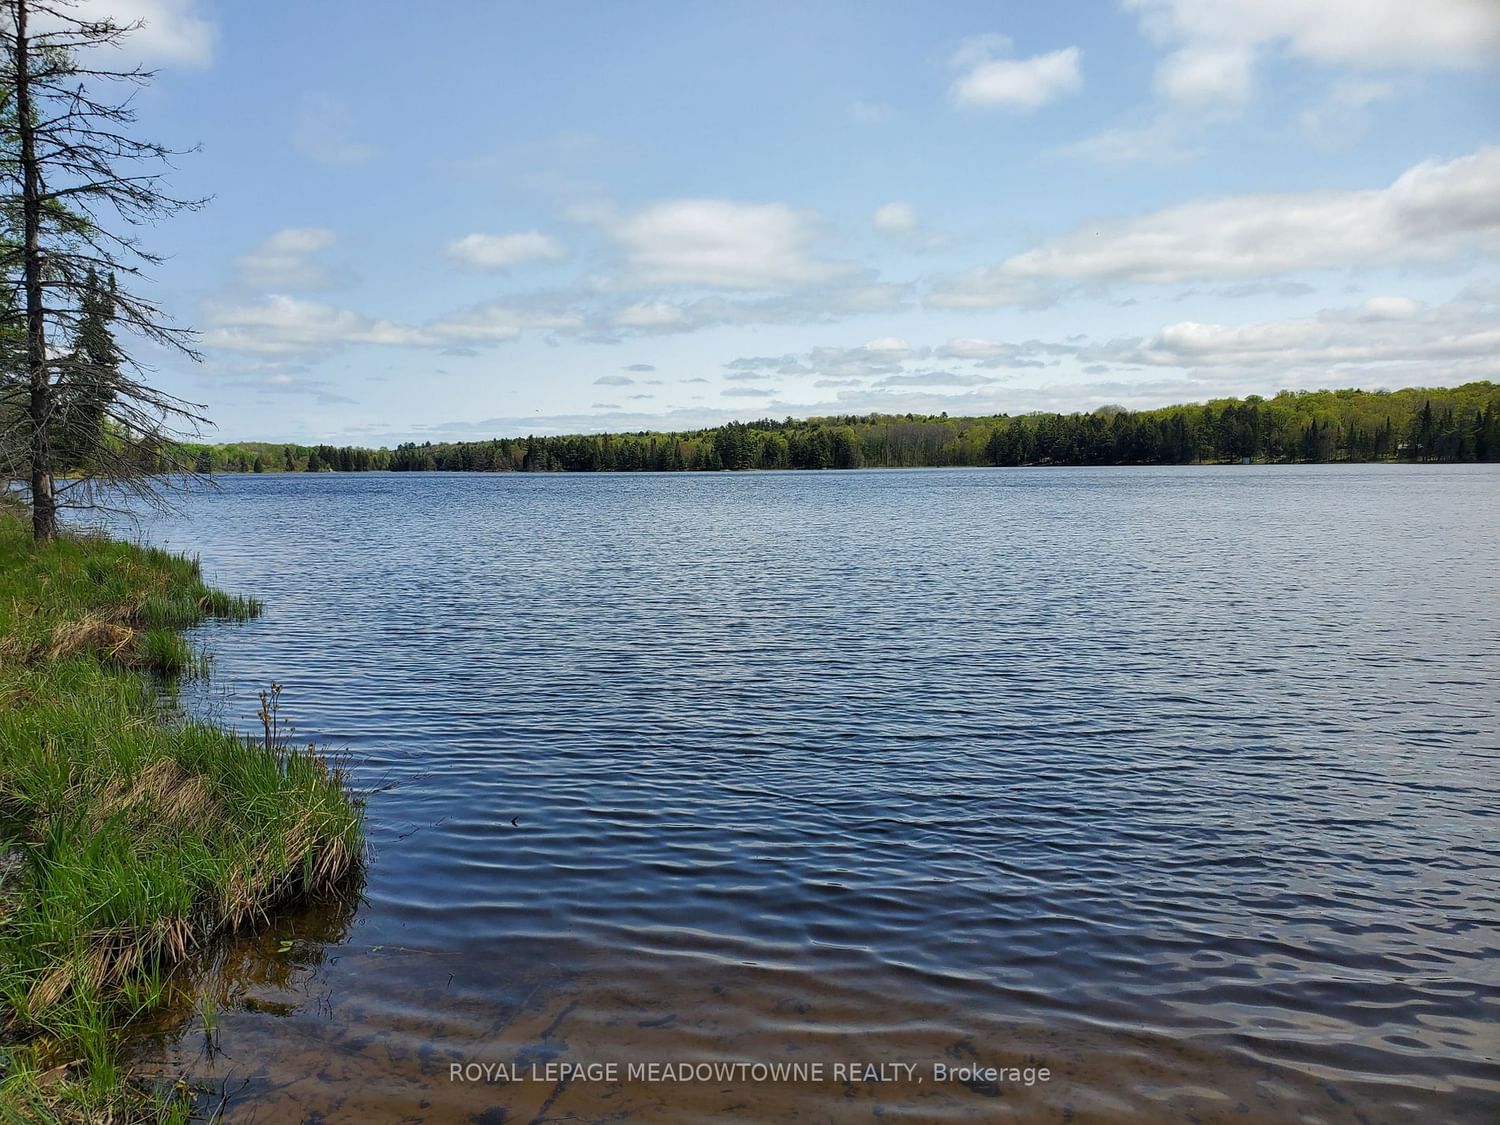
[0,507,364,1121]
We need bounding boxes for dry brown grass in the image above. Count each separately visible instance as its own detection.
[88,760,218,837]
[48,614,138,664]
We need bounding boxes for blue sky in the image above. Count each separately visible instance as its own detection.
[82,0,1500,443]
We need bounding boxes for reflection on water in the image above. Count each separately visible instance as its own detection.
[129,891,362,1056]
[117,467,1500,1122]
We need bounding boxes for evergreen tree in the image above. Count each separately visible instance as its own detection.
[4,0,210,540]
[51,269,120,470]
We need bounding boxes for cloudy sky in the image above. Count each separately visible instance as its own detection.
[87,0,1500,443]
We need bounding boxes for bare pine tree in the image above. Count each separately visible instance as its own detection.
[1,0,208,541]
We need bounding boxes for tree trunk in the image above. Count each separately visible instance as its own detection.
[15,0,56,541]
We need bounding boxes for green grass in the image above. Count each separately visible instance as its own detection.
[0,508,363,1122]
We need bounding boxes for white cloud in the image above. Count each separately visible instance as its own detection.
[1126,0,1500,107]
[931,146,1500,306]
[1055,119,1199,165]
[873,202,919,236]
[235,228,336,289]
[949,38,1082,111]
[875,370,998,388]
[726,355,797,372]
[936,337,1060,368]
[211,366,357,407]
[446,231,566,270]
[59,0,215,66]
[594,375,634,386]
[1357,295,1421,320]
[861,336,914,358]
[603,198,847,289]
[598,277,910,336]
[201,295,419,357]
[203,294,583,358]
[937,338,1012,360]
[425,301,584,345]
[1127,0,1500,69]
[293,94,378,165]
[872,202,947,251]
[724,386,777,398]
[1092,291,1500,384]
[209,271,913,362]
[725,338,924,384]
[612,301,689,328]
[723,369,778,382]
[1154,46,1254,106]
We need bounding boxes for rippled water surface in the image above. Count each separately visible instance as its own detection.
[122,467,1499,1122]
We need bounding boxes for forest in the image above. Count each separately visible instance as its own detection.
[180,381,1500,474]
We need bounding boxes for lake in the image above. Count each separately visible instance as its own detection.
[118,466,1499,1122]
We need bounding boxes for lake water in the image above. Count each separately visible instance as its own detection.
[118,466,1499,1122]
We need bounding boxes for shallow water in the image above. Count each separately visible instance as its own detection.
[119,466,1499,1122]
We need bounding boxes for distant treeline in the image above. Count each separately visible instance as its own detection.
[182,381,1500,474]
